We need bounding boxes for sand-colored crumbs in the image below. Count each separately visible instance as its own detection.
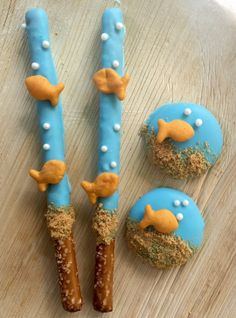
[46,205,75,239]
[126,219,195,269]
[141,126,211,179]
[93,204,118,245]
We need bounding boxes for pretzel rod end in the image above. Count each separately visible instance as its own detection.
[54,237,83,312]
[93,241,115,312]
[92,206,118,312]
[46,206,83,312]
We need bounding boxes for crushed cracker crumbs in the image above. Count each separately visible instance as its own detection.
[46,205,75,239]
[93,206,118,245]
[141,127,211,179]
[126,218,195,269]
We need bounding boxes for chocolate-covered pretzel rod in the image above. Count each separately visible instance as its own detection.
[24,8,82,312]
[81,8,128,312]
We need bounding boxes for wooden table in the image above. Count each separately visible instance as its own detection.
[1,0,236,317]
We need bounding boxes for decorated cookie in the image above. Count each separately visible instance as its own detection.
[24,8,82,311]
[126,188,205,269]
[141,103,223,178]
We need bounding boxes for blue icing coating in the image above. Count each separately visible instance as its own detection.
[97,8,125,211]
[25,8,70,207]
[129,188,205,248]
[145,103,223,164]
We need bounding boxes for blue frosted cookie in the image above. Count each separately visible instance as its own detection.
[141,103,223,179]
[126,188,205,269]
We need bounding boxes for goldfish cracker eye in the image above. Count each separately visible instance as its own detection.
[126,187,205,269]
[141,103,223,179]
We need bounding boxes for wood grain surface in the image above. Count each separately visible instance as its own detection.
[0,0,236,317]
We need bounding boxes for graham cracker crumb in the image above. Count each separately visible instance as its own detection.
[126,219,195,269]
[93,206,118,245]
[142,128,211,179]
[46,205,75,239]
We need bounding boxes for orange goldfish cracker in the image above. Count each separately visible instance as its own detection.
[25,75,64,106]
[29,160,66,192]
[93,68,130,101]
[156,119,195,143]
[81,172,119,204]
[139,204,179,234]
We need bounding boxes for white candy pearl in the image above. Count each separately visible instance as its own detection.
[176,213,184,221]
[31,62,40,70]
[43,143,50,150]
[195,118,203,127]
[174,200,181,207]
[21,23,26,28]
[116,22,124,30]
[110,161,117,168]
[182,200,189,207]
[184,108,192,116]
[113,124,121,132]
[42,123,50,130]
[112,60,119,68]
[101,33,109,41]
[101,145,108,152]
[42,40,50,49]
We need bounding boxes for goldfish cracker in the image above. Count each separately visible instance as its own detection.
[139,204,179,234]
[25,75,64,107]
[81,172,119,204]
[29,160,66,192]
[93,68,129,101]
[156,119,194,143]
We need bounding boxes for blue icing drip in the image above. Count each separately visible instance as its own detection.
[145,103,223,164]
[97,8,125,211]
[99,192,119,210]
[129,188,205,248]
[25,8,70,207]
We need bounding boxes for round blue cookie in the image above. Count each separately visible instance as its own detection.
[141,103,223,179]
[126,188,205,269]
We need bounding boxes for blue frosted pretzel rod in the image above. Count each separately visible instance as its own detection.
[97,8,125,209]
[93,8,127,312]
[25,8,82,311]
[25,8,69,206]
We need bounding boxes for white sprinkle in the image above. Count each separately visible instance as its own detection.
[31,62,40,70]
[182,200,189,207]
[176,213,184,221]
[184,108,192,116]
[113,123,121,132]
[116,22,124,30]
[42,40,50,49]
[110,161,117,168]
[101,33,109,41]
[101,145,108,152]
[112,60,119,68]
[43,143,50,150]
[21,23,26,29]
[195,118,203,127]
[174,200,181,207]
[42,123,50,130]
